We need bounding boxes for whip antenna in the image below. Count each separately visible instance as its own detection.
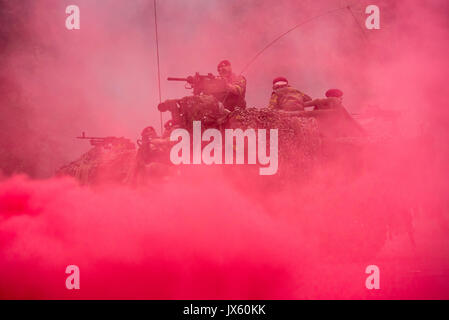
[153,0,163,134]
[346,5,369,42]
[239,6,348,75]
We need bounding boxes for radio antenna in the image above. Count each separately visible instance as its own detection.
[153,0,163,134]
[240,5,355,75]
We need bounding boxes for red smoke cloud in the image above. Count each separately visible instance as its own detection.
[1,138,448,299]
[0,128,449,299]
[1,0,449,299]
[0,174,299,299]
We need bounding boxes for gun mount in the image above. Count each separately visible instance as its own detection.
[76,132,135,150]
[167,72,227,97]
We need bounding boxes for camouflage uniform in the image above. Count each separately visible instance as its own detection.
[304,90,365,137]
[305,97,342,110]
[305,89,344,110]
[268,85,312,111]
[219,73,247,111]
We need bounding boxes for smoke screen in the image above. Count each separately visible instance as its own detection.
[1,0,449,299]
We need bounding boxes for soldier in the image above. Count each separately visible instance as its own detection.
[268,77,312,111]
[136,126,171,164]
[305,89,365,136]
[126,126,173,184]
[304,88,344,110]
[216,60,247,111]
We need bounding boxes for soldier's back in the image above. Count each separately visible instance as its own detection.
[275,86,307,111]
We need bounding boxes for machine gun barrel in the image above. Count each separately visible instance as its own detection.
[76,132,109,140]
[167,77,188,81]
[75,132,121,148]
[166,73,222,96]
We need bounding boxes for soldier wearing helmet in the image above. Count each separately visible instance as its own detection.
[216,60,247,111]
[268,77,312,111]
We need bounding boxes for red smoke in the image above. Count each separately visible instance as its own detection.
[1,0,449,299]
[1,137,448,299]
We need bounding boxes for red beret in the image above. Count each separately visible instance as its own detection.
[325,89,343,97]
[273,77,288,85]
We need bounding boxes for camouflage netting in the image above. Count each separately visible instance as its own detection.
[162,95,225,132]
[227,108,322,178]
[161,96,323,179]
[60,95,374,184]
[56,141,136,185]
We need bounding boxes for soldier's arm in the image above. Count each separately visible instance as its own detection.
[304,98,326,109]
[268,92,278,109]
[302,93,312,102]
[227,76,246,96]
[150,137,170,145]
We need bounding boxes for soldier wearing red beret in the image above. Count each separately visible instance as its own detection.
[268,77,312,111]
[305,89,344,110]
